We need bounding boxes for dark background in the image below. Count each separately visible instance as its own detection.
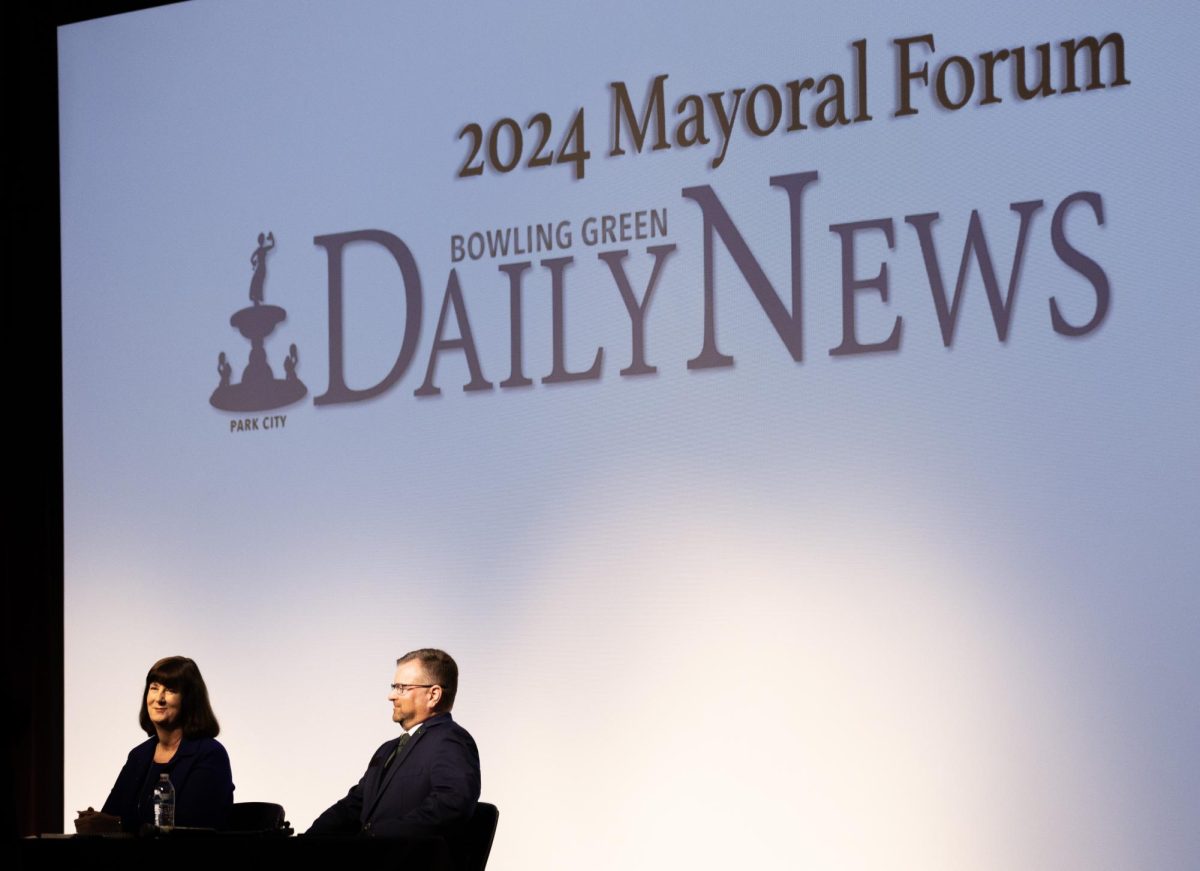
[8,0,179,839]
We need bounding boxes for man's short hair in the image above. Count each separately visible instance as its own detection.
[397,648,459,711]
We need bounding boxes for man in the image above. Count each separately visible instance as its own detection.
[307,648,481,838]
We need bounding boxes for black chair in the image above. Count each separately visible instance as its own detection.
[457,802,499,871]
[226,801,293,836]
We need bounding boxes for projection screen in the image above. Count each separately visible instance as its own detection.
[59,2,1198,869]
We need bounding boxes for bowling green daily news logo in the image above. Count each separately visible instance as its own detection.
[209,31,1129,433]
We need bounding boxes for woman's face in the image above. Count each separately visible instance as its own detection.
[146,681,182,730]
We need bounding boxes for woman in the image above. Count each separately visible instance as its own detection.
[76,657,234,833]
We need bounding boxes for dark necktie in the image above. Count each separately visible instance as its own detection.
[384,732,411,770]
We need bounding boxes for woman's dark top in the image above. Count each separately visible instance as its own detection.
[101,736,234,830]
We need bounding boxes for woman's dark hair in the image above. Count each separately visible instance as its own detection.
[138,656,221,739]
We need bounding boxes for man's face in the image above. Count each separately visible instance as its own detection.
[387,659,439,730]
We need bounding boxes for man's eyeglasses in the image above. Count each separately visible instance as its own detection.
[389,683,436,693]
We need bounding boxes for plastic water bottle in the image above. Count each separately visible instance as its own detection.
[153,773,176,828]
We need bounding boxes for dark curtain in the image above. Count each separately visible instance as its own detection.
[8,0,179,839]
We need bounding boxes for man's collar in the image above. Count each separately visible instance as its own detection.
[405,711,452,734]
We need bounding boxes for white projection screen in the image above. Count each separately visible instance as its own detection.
[59,2,1198,869]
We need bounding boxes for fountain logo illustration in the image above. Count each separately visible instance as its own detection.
[210,232,308,412]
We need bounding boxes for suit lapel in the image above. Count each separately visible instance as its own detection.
[167,738,198,782]
[363,716,446,821]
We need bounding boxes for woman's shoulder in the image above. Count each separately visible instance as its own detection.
[184,736,229,756]
[182,736,232,772]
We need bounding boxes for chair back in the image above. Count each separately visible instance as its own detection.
[457,802,499,871]
[226,801,293,836]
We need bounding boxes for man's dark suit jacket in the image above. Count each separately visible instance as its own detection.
[307,713,481,838]
[101,736,234,830]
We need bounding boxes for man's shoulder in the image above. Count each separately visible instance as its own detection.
[420,714,475,741]
[419,716,479,768]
